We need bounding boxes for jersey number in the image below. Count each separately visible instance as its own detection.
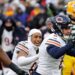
[4,38,11,46]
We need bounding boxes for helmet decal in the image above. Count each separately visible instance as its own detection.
[56,16,63,23]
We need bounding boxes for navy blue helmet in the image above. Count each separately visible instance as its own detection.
[46,15,71,36]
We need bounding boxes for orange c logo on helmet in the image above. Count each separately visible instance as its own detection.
[56,16,63,23]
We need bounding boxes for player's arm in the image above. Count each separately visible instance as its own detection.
[46,40,73,59]
[0,48,11,66]
[0,48,28,75]
[47,44,73,59]
[16,43,38,66]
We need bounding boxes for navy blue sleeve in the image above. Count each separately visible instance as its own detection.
[47,43,73,59]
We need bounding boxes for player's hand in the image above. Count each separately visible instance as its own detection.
[67,38,75,46]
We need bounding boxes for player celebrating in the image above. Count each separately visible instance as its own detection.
[32,15,75,75]
[6,29,42,75]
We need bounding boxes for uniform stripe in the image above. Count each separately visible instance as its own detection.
[19,43,28,49]
[16,44,29,54]
[48,39,60,44]
[47,40,61,47]
[16,47,28,55]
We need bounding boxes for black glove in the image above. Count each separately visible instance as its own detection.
[70,38,75,44]
[8,63,29,75]
[67,38,75,47]
[19,70,29,75]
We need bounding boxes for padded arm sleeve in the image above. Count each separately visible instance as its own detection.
[17,55,39,66]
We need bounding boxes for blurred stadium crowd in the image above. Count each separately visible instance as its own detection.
[0,0,75,75]
[0,0,70,30]
[0,0,69,50]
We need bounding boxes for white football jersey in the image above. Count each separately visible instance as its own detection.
[44,32,51,39]
[36,33,66,75]
[12,41,38,73]
[1,29,14,52]
[7,40,39,75]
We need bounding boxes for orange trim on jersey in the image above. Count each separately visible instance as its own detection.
[16,44,29,54]
[47,40,61,47]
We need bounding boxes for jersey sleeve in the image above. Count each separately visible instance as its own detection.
[15,41,29,55]
[46,39,61,47]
